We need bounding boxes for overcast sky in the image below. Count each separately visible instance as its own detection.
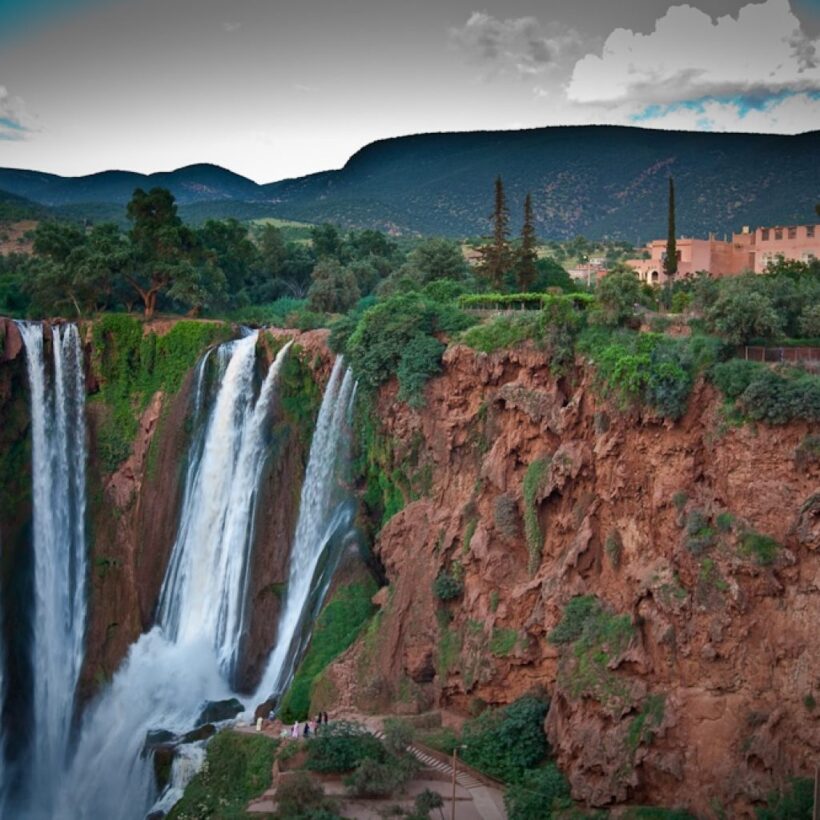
[1,0,818,182]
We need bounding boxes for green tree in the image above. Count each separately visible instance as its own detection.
[196,218,258,299]
[126,187,200,318]
[664,177,677,278]
[478,176,512,289]
[516,193,538,291]
[307,259,360,313]
[310,223,343,259]
[706,288,784,344]
[799,303,820,337]
[594,265,643,326]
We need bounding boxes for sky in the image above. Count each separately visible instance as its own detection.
[0,0,818,182]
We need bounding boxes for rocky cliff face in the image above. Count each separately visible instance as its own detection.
[322,343,819,816]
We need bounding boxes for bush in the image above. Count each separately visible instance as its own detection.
[593,267,643,327]
[756,777,814,819]
[345,292,472,399]
[684,510,717,555]
[433,571,463,601]
[705,287,784,344]
[382,718,414,756]
[461,696,550,782]
[395,333,445,407]
[274,771,338,819]
[461,314,541,354]
[739,531,780,566]
[503,763,571,819]
[306,721,386,773]
[344,754,417,798]
[167,731,277,819]
[710,360,763,399]
[735,368,820,425]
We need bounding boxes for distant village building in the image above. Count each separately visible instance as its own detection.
[625,224,819,284]
[568,262,608,287]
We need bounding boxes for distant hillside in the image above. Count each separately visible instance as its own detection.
[0,189,49,223]
[2,127,818,239]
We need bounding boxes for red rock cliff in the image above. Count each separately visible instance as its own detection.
[324,343,819,816]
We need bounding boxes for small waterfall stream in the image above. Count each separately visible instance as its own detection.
[255,356,357,703]
[15,322,88,817]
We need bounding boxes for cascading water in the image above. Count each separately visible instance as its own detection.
[158,334,293,680]
[14,322,87,818]
[255,356,358,704]
[54,332,292,819]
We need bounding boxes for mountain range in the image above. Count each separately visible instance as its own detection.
[1,126,817,240]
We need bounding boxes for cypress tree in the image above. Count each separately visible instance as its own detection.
[478,176,511,289]
[664,176,677,278]
[517,193,538,291]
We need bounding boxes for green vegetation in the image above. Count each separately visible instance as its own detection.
[279,581,377,722]
[306,721,386,773]
[523,456,551,575]
[755,777,814,819]
[503,763,572,820]
[91,315,230,472]
[340,292,473,404]
[684,510,717,555]
[167,731,278,819]
[489,627,519,657]
[626,694,666,755]
[433,571,463,602]
[461,695,550,782]
[549,596,636,712]
[710,360,820,425]
[272,770,339,819]
[738,530,781,566]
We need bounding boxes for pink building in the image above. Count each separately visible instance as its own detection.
[626,224,818,284]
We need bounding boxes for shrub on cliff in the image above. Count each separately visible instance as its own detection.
[756,776,814,819]
[343,292,473,404]
[503,763,571,819]
[461,695,550,782]
[433,571,463,601]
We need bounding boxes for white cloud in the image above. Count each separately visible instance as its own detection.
[567,0,820,105]
[221,22,241,32]
[450,12,588,78]
[0,85,33,140]
[631,91,820,133]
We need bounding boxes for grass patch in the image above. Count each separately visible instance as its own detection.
[523,456,551,575]
[167,730,277,819]
[738,530,781,566]
[549,596,636,713]
[489,628,519,657]
[279,580,377,722]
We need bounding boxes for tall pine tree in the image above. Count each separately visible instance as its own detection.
[664,176,677,278]
[478,176,511,289]
[516,192,538,290]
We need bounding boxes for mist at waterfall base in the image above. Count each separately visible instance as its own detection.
[2,330,358,819]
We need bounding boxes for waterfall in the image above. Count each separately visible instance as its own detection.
[15,322,87,815]
[255,356,357,703]
[158,334,293,681]
[54,332,292,819]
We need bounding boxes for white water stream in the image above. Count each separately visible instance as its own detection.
[15,323,87,818]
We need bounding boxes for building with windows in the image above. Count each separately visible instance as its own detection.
[625,224,818,284]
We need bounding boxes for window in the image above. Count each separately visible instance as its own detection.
[761,228,770,241]
[788,227,797,239]
[775,228,783,240]
[808,225,815,238]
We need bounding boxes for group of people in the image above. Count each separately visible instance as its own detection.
[290,712,330,738]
